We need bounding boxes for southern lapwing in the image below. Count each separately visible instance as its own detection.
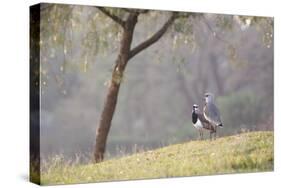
[203,93,223,139]
[192,104,216,140]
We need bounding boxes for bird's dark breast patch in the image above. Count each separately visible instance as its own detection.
[192,112,198,124]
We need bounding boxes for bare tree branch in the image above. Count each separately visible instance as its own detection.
[123,8,149,14]
[96,7,125,28]
[129,13,178,59]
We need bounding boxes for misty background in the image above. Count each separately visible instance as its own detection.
[38,5,273,161]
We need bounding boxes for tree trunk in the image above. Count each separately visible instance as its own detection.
[94,13,138,162]
[94,70,121,162]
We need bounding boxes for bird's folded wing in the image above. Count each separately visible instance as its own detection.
[198,113,209,124]
[198,113,215,131]
[205,103,222,124]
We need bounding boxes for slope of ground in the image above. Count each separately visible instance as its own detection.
[40,131,274,185]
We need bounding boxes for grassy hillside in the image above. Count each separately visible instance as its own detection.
[40,131,273,185]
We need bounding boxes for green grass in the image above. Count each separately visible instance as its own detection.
[40,131,273,185]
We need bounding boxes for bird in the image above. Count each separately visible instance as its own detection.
[192,104,216,140]
[203,93,223,139]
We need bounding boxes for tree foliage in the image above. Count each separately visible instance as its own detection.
[40,4,273,84]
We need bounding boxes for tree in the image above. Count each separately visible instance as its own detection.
[93,8,187,162]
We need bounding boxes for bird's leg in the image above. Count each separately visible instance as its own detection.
[210,131,212,140]
[200,130,203,140]
[214,127,217,140]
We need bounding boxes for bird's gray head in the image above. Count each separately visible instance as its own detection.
[204,92,214,103]
[192,104,199,113]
